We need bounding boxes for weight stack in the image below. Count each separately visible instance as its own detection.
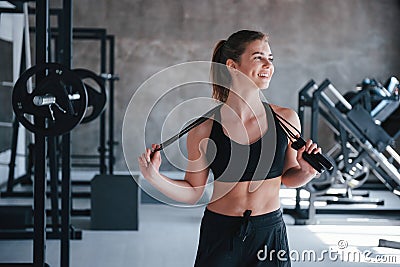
[91,175,139,230]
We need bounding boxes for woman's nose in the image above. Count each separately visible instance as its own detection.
[263,60,271,68]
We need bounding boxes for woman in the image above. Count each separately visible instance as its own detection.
[138,30,321,267]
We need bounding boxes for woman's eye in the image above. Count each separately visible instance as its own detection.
[254,56,274,62]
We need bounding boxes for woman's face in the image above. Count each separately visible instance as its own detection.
[232,37,274,90]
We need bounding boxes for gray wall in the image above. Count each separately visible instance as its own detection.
[70,0,400,172]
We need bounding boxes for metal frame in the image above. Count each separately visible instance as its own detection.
[286,79,400,225]
[51,27,117,175]
[0,1,80,266]
[3,16,117,199]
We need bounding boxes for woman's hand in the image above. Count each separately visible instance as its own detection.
[138,144,162,180]
[296,139,322,176]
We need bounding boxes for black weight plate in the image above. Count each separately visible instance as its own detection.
[12,63,87,136]
[73,69,107,124]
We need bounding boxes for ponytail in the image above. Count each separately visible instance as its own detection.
[211,40,230,103]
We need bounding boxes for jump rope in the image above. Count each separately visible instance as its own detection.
[150,103,333,173]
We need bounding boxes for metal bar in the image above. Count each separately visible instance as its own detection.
[0,229,83,240]
[368,148,400,182]
[0,8,22,14]
[7,119,19,192]
[0,191,90,199]
[295,80,317,219]
[319,89,366,141]
[48,137,60,234]
[23,2,33,93]
[99,31,107,174]
[71,154,105,158]
[338,126,350,173]
[369,159,399,191]
[0,122,13,127]
[386,145,400,166]
[311,88,320,142]
[61,0,72,266]
[34,0,48,266]
[71,163,101,168]
[30,27,107,39]
[327,83,352,110]
[108,35,115,174]
[0,81,14,87]
[318,108,340,136]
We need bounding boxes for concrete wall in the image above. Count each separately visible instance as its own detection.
[70,0,400,172]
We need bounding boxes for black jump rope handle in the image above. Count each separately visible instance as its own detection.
[291,136,333,173]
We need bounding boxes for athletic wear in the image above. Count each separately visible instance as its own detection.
[194,208,291,267]
[206,103,288,182]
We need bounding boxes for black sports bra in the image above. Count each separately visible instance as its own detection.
[206,103,288,182]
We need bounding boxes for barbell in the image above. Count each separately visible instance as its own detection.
[12,63,107,136]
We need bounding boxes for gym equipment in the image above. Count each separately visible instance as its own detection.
[324,79,400,190]
[4,28,115,225]
[379,239,400,250]
[151,103,333,174]
[64,29,117,174]
[284,78,400,224]
[12,62,88,136]
[5,23,110,198]
[1,2,121,267]
[0,205,32,229]
[0,1,79,266]
[73,68,107,124]
[91,175,139,230]
[30,20,117,173]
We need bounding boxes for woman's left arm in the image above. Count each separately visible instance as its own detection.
[279,109,321,188]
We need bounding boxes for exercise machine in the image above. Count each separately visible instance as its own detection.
[284,78,400,225]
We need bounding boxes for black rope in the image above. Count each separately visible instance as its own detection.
[268,107,300,141]
[150,102,332,172]
[151,104,222,154]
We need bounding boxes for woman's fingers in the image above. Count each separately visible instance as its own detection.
[139,152,150,167]
[138,144,162,170]
[304,139,321,154]
[145,148,151,162]
[314,147,322,154]
[138,155,147,168]
[307,143,317,154]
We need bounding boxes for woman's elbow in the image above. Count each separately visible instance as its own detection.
[180,187,205,205]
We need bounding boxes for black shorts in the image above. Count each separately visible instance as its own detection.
[194,208,291,267]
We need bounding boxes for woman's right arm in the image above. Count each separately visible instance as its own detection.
[138,123,211,205]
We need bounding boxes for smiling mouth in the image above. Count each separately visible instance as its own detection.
[258,73,270,78]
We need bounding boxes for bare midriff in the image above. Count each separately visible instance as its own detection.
[206,176,282,216]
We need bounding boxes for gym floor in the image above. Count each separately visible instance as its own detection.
[0,171,399,267]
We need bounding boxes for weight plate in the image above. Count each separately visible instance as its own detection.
[12,63,88,136]
[73,69,107,124]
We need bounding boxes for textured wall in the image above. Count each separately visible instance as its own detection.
[70,0,400,172]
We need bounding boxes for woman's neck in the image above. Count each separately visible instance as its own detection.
[224,90,264,120]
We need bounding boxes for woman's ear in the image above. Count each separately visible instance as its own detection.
[225,59,237,75]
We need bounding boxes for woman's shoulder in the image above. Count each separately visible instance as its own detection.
[187,115,215,141]
[268,103,300,129]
